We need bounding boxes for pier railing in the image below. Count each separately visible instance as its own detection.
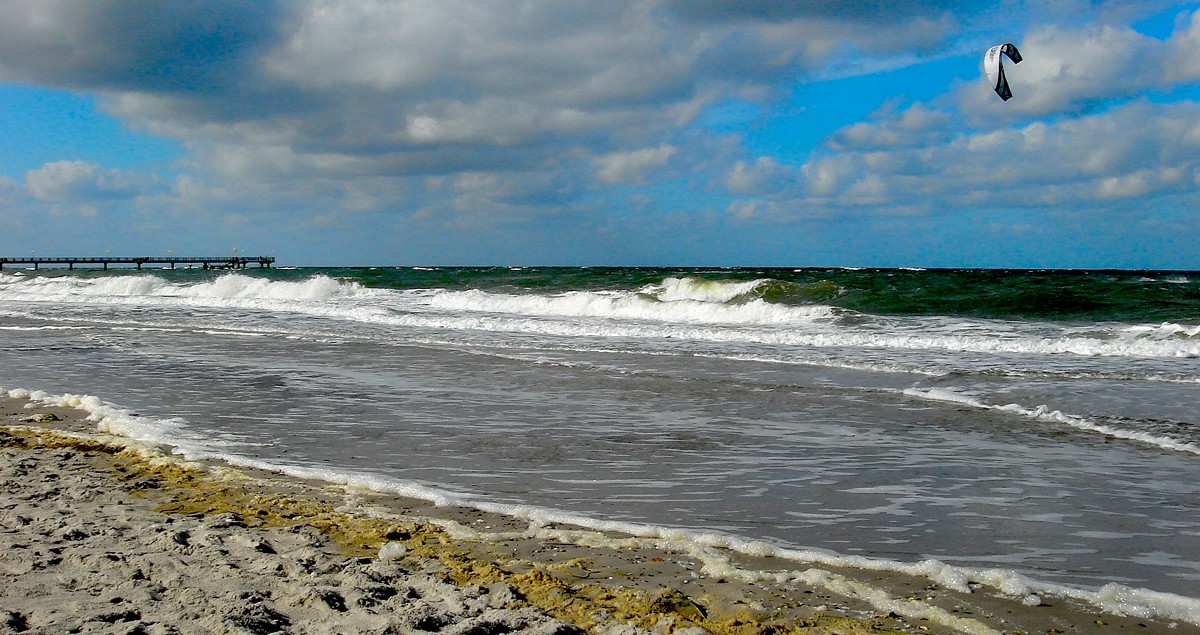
[0,256,275,270]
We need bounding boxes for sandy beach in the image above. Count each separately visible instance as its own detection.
[1,394,1195,635]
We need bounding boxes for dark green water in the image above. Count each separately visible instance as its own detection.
[240,266,1200,322]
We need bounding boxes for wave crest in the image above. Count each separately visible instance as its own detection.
[644,277,771,303]
[641,276,841,306]
[1123,322,1200,341]
[427,286,837,326]
[1,272,366,303]
[184,274,362,301]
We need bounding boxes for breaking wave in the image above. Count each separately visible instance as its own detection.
[1,272,1198,361]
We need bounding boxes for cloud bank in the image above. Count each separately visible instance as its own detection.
[0,0,1198,265]
[731,8,1200,220]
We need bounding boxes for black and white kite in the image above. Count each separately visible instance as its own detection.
[984,43,1022,101]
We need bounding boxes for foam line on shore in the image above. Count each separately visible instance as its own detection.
[6,384,1200,630]
[0,395,949,634]
[903,387,1200,455]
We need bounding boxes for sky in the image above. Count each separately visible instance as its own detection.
[1,1,1200,268]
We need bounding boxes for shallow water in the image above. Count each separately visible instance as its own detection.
[1,267,1197,608]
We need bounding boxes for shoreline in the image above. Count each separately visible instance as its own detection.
[2,394,1196,634]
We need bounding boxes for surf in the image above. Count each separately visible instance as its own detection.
[7,385,1200,629]
[3,272,1199,363]
[903,387,1200,455]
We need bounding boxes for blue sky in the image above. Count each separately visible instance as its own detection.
[1,0,1199,267]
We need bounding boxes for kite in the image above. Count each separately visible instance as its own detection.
[984,43,1022,101]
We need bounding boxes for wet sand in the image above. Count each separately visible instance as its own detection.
[1,395,1195,635]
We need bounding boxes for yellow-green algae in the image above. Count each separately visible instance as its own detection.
[1,425,912,635]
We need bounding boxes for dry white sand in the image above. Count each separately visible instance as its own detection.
[2,396,1194,635]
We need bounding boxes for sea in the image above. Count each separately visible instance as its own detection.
[1,265,1197,623]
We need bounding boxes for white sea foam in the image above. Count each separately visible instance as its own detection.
[0,325,90,331]
[7,385,1199,629]
[644,276,767,303]
[425,287,835,326]
[3,273,1199,361]
[903,387,1200,455]
[1124,322,1200,340]
[3,272,367,303]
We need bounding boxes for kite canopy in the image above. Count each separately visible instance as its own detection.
[984,43,1022,101]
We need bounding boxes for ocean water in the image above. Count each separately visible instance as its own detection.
[1,266,1197,622]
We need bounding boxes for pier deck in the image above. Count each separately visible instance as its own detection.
[0,256,275,270]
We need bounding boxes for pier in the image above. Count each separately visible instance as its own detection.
[0,256,275,270]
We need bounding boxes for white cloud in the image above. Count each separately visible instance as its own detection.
[998,24,1162,114]
[24,161,144,202]
[791,99,1200,216]
[1166,6,1200,82]
[729,7,1200,225]
[2,0,1198,245]
[594,145,677,184]
[725,156,792,194]
[726,198,780,220]
[960,9,1200,119]
[0,1,974,191]
[829,102,953,151]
